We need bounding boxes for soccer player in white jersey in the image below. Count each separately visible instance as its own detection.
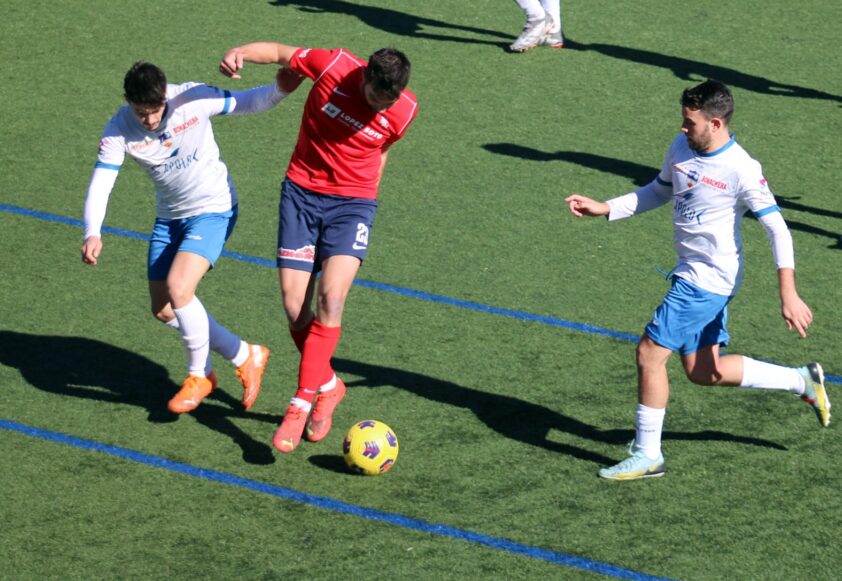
[565,79,830,480]
[82,62,301,414]
[509,0,564,52]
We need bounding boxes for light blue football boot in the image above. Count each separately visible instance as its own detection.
[599,441,665,480]
[799,362,831,427]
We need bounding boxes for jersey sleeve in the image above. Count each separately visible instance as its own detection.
[85,120,125,238]
[95,118,127,171]
[83,167,118,239]
[224,83,288,115]
[169,83,234,117]
[288,47,336,81]
[757,210,795,270]
[737,160,780,217]
[737,161,793,269]
[385,95,419,147]
[167,81,277,118]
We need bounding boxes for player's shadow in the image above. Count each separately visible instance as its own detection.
[0,331,277,465]
[268,0,511,48]
[484,142,842,248]
[332,358,785,466]
[564,38,842,105]
[484,143,655,187]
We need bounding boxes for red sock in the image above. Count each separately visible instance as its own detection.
[289,321,310,352]
[294,320,341,405]
[289,320,336,386]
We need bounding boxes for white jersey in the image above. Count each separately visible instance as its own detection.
[85,81,287,238]
[95,82,244,220]
[608,134,783,296]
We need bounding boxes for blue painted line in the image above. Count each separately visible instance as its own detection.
[2,203,839,384]
[0,204,148,241]
[355,279,639,342]
[0,417,673,581]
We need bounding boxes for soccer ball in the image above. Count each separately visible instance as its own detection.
[342,420,399,475]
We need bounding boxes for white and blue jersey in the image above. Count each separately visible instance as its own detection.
[84,81,286,238]
[607,134,790,297]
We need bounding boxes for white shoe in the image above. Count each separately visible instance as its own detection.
[509,15,553,53]
[539,30,564,48]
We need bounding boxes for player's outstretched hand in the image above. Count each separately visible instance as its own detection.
[219,49,246,80]
[276,67,304,94]
[781,292,813,337]
[81,236,102,265]
[565,194,610,218]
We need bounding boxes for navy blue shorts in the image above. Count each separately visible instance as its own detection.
[277,177,378,272]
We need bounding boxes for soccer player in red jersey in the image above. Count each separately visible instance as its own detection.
[219,42,418,452]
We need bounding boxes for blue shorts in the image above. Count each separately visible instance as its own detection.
[644,276,732,355]
[147,207,237,281]
[277,178,378,272]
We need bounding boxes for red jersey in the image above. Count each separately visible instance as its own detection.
[286,47,418,200]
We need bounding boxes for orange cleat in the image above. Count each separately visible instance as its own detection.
[273,404,309,453]
[168,372,217,414]
[305,379,347,443]
[235,344,270,410]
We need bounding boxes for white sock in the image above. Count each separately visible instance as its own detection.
[514,0,546,23]
[319,374,337,393]
[230,342,250,368]
[166,316,212,375]
[740,356,806,395]
[539,0,561,32]
[173,297,210,377]
[635,404,666,460]
[290,397,312,412]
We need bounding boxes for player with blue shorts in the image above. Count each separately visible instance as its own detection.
[566,79,830,480]
[82,62,301,415]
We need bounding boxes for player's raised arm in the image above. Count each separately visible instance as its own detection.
[219,42,301,79]
[565,194,610,218]
[276,67,304,94]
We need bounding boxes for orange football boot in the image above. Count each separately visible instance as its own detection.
[235,344,270,410]
[168,371,217,413]
[305,379,346,442]
[273,404,309,453]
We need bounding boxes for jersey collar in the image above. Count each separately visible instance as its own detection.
[697,134,736,158]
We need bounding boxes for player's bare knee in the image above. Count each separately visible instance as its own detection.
[316,292,346,321]
[636,342,659,370]
[151,308,171,324]
[685,365,722,386]
[282,298,306,325]
[166,280,194,307]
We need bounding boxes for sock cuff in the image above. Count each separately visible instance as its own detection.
[290,397,312,412]
[310,319,342,338]
[173,296,202,315]
[637,403,666,418]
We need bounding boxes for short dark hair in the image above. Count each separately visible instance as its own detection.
[364,48,411,101]
[123,62,167,106]
[681,79,734,125]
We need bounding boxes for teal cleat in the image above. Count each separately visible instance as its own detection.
[799,362,831,427]
[599,442,665,480]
